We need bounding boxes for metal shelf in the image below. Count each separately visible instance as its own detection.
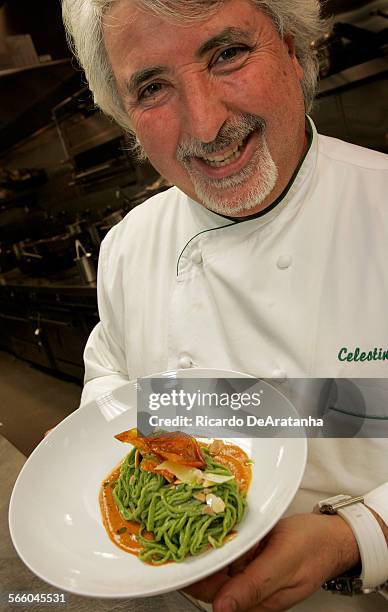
[0,58,71,79]
[318,57,388,96]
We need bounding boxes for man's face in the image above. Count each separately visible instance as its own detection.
[103,0,307,216]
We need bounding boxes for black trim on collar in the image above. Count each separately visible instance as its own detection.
[215,118,313,224]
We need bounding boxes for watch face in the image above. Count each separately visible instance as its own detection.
[323,575,363,596]
[319,494,364,515]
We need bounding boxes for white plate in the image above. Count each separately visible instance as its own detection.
[9,369,307,598]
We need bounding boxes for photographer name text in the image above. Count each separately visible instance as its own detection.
[148,414,323,428]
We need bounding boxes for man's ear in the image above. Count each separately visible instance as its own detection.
[284,34,304,81]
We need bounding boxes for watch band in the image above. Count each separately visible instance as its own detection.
[319,494,388,593]
[365,483,388,527]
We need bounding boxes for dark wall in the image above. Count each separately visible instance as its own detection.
[2,0,69,59]
[1,0,380,57]
[1,0,380,58]
[323,0,377,16]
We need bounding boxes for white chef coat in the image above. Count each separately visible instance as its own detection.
[82,119,388,609]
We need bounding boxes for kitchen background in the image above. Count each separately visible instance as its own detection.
[0,0,387,455]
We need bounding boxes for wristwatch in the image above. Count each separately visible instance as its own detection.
[318,494,388,596]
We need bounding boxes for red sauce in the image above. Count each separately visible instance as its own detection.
[99,440,252,559]
[99,466,143,555]
[200,441,252,493]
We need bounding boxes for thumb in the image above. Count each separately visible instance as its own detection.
[213,542,290,612]
[213,569,272,612]
[183,567,229,602]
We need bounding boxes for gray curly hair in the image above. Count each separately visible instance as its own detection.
[62,0,326,132]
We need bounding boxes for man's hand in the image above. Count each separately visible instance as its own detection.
[185,513,360,611]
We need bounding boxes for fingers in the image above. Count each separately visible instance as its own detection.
[213,564,274,612]
[214,584,305,612]
[44,422,61,437]
[184,568,230,602]
[213,539,293,612]
[183,542,264,604]
[244,585,313,612]
[228,541,265,577]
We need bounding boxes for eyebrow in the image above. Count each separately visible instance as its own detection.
[125,26,254,97]
[196,26,254,58]
[126,65,167,97]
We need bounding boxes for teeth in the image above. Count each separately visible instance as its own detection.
[205,149,240,167]
[204,141,241,162]
[202,139,245,167]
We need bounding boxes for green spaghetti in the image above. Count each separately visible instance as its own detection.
[112,447,247,564]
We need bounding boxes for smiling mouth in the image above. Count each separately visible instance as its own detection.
[188,129,257,180]
[197,135,249,168]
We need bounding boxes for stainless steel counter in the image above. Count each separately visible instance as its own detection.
[0,267,96,291]
[0,270,98,379]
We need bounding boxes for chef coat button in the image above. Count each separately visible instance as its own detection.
[277,255,292,269]
[178,355,193,369]
[271,369,287,382]
[191,249,203,265]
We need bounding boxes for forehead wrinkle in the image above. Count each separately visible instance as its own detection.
[196,26,256,58]
[121,21,257,98]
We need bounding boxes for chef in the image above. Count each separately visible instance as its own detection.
[62,0,388,610]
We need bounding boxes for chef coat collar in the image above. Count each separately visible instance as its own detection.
[218,117,313,223]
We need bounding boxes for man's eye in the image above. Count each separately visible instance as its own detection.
[213,46,248,66]
[138,82,164,101]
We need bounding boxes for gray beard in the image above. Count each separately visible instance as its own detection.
[129,114,278,216]
[184,133,278,216]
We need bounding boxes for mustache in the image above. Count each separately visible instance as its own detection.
[176,114,266,161]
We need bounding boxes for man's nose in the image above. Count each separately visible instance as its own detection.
[180,76,228,144]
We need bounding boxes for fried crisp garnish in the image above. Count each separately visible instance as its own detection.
[114,428,205,468]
